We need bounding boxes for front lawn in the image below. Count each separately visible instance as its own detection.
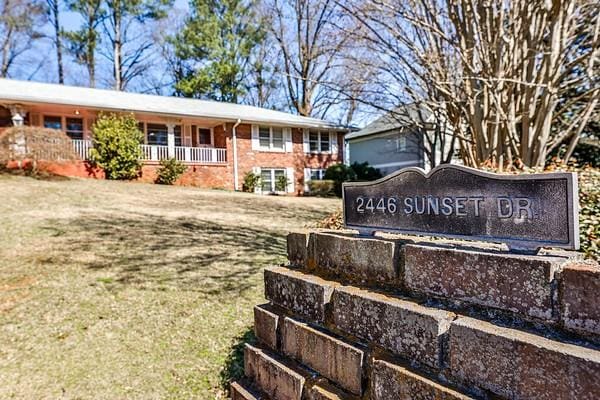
[0,174,339,399]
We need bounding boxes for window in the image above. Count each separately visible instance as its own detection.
[198,128,211,145]
[43,116,62,130]
[66,118,84,140]
[320,134,330,152]
[259,126,270,148]
[258,126,285,151]
[310,169,326,180]
[147,124,167,145]
[174,125,182,146]
[308,130,330,153]
[309,132,319,152]
[146,124,181,146]
[396,136,407,152]
[260,168,287,192]
[272,127,284,149]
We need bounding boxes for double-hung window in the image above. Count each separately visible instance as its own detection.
[66,118,84,140]
[260,168,287,193]
[258,126,284,151]
[310,169,326,180]
[396,135,407,152]
[308,130,330,153]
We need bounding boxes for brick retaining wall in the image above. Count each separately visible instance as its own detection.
[232,230,600,399]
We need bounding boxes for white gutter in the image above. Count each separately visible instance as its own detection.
[232,119,241,191]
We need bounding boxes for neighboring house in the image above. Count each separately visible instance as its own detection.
[347,105,439,176]
[0,78,347,195]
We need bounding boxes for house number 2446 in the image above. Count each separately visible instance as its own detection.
[355,197,397,214]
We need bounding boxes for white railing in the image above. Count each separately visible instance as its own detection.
[140,144,169,161]
[182,146,227,163]
[140,144,226,164]
[72,139,93,160]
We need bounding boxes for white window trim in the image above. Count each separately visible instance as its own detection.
[304,130,338,155]
[310,168,326,180]
[144,122,182,147]
[303,168,326,192]
[396,135,407,152]
[257,125,286,152]
[255,167,294,194]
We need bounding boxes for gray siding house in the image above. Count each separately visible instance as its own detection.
[347,106,430,176]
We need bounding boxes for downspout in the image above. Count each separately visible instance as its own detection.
[232,119,241,191]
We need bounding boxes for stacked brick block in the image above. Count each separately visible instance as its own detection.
[232,230,600,399]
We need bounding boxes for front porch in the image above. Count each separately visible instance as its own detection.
[0,104,229,165]
[72,139,227,164]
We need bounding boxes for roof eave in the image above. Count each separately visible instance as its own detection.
[0,96,347,131]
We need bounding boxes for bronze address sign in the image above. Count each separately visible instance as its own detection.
[342,165,579,251]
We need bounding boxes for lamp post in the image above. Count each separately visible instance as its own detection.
[11,113,24,126]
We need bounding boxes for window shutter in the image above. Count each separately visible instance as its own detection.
[29,113,41,127]
[304,168,311,192]
[184,125,192,146]
[252,166,261,194]
[286,167,295,193]
[330,132,338,155]
[284,128,293,152]
[303,129,310,153]
[251,124,259,150]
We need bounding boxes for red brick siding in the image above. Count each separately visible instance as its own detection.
[229,123,343,195]
[4,121,344,194]
[5,160,105,179]
[139,163,232,189]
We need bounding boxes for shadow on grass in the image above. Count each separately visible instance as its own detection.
[39,212,287,296]
[220,327,256,394]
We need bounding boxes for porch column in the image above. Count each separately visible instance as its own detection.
[166,122,175,158]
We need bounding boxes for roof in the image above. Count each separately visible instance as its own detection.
[346,104,432,140]
[0,78,345,131]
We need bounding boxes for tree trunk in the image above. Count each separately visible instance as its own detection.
[113,4,122,90]
[87,7,96,87]
[50,0,64,84]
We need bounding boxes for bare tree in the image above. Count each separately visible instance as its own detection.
[0,0,46,78]
[244,31,282,109]
[267,0,352,117]
[101,0,171,90]
[340,0,599,169]
[46,0,64,83]
[141,9,185,95]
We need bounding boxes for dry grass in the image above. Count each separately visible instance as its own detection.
[0,174,339,399]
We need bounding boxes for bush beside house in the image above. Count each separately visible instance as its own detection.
[89,113,143,180]
[156,158,187,185]
[321,162,382,197]
[308,180,336,197]
[242,171,260,192]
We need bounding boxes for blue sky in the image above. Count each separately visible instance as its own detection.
[11,0,374,126]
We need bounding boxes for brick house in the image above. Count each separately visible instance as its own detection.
[0,78,348,194]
